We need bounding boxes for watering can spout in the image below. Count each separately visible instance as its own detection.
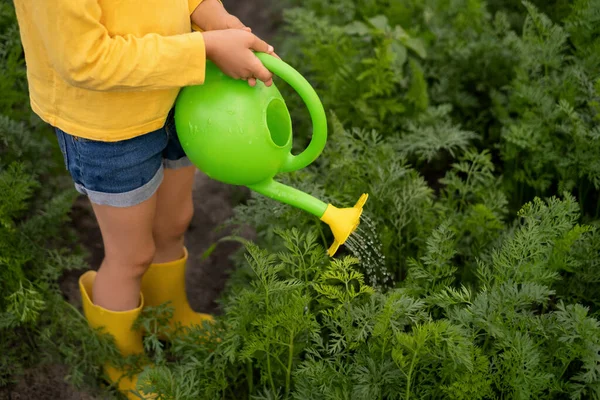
[248,179,368,256]
[320,193,369,256]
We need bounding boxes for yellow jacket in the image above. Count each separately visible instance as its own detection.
[13,0,207,141]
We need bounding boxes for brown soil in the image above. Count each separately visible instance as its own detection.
[1,1,280,398]
[0,365,101,400]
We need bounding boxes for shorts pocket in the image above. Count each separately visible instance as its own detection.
[54,128,70,170]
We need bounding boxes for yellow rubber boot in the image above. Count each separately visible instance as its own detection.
[79,271,153,399]
[141,247,213,334]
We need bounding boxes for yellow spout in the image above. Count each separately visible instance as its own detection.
[320,193,369,257]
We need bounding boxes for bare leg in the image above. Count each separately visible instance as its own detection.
[141,166,212,328]
[91,194,157,311]
[152,166,196,263]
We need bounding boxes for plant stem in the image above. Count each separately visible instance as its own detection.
[300,247,308,283]
[380,335,391,375]
[285,330,294,397]
[405,351,418,400]
[263,275,276,396]
[63,299,87,321]
[267,350,276,396]
[272,353,289,371]
[317,219,328,251]
[482,334,490,352]
[246,360,253,394]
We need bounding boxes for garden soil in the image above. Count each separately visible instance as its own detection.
[0,1,279,398]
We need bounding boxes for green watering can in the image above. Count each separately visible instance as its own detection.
[174,53,368,256]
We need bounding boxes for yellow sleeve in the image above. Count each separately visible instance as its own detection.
[36,0,207,92]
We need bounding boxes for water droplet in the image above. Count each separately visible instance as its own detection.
[343,214,392,288]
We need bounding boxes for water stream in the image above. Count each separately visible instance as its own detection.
[344,214,392,288]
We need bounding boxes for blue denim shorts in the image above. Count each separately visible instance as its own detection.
[54,109,193,208]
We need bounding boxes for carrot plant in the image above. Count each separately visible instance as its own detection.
[133,1,600,398]
[138,193,600,398]
[3,0,600,399]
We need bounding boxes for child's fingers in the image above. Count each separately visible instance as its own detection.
[246,76,273,87]
[249,35,273,54]
[249,57,273,84]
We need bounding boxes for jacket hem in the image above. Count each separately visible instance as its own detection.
[31,99,169,142]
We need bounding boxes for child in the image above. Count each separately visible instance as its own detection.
[12,0,277,397]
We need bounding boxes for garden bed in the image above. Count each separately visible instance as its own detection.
[2,1,600,399]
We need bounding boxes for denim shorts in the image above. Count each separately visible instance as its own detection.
[54,109,194,208]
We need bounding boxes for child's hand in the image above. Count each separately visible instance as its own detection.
[202,29,276,87]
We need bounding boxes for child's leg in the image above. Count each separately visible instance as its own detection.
[140,165,213,330]
[152,166,196,263]
[91,195,158,311]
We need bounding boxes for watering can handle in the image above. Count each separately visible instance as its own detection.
[255,52,327,173]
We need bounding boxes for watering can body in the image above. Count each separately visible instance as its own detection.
[174,53,368,256]
[174,61,293,186]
